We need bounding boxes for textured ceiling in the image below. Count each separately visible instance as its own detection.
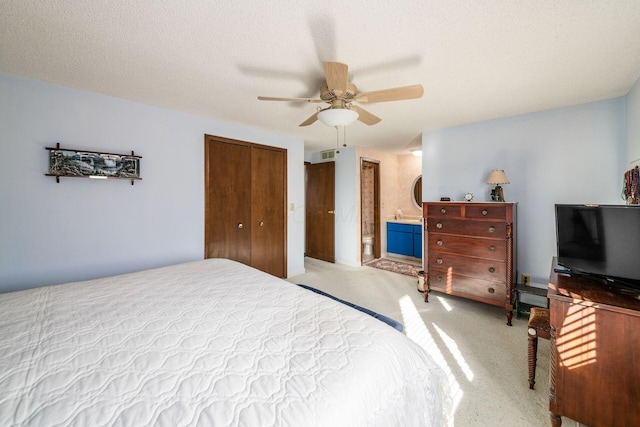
[2,1,640,154]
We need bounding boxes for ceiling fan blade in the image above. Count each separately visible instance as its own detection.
[299,111,320,127]
[323,61,348,95]
[258,96,324,103]
[351,105,381,126]
[355,84,424,103]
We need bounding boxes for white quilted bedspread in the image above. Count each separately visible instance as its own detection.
[0,259,452,426]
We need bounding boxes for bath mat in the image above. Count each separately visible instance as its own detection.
[365,258,421,277]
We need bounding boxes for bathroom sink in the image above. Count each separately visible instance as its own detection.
[387,219,422,224]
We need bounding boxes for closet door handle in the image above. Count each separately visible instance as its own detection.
[328,210,335,214]
[238,223,243,229]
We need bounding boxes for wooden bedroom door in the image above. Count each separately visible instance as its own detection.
[305,161,335,262]
[204,135,287,277]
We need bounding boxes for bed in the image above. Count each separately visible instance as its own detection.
[0,259,452,426]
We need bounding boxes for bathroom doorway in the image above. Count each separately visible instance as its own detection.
[360,158,380,263]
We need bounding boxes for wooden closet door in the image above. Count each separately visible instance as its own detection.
[250,146,286,277]
[204,139,252,265]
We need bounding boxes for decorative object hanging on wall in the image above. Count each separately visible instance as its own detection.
[622,160,639,204]
[45,143,142,185]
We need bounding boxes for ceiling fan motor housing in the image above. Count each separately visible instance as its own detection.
[321,82,357,101]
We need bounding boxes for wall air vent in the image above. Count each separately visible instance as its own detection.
[321,150,336,160]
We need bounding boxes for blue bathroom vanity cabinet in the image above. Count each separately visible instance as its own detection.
[386,221,422,258]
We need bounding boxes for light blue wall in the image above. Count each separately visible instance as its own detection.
[0,73,306,293]
[334,145,360,266]
[422,98,627,284]
[627,77,640,163]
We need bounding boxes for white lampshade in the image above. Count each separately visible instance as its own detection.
[487,170,510,185]
[317,108,359,127]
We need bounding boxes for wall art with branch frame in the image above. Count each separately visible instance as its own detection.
[45,143,142,185]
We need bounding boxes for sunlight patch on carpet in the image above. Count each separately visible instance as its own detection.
[399,295,463,413]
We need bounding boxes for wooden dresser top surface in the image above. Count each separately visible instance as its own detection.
[549,258,640,314]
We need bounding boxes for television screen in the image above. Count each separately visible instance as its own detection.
[555,204,640,289]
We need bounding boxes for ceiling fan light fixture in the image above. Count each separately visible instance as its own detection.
[317,108,359,127]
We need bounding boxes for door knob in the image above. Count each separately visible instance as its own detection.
[328,210,335,214]
[259,221,264,227]
[238,223,243,229]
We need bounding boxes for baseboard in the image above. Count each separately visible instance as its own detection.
[287,268,306,277]
[335,259,362,268]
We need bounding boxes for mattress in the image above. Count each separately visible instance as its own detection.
[0,259,452,426]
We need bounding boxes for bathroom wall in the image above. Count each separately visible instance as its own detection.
[396,154,423,216]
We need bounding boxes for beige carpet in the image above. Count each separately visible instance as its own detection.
[288,257,552,427]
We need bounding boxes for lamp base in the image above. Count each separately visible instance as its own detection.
[491,185,505,202]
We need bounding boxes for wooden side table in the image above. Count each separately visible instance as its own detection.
[514,283,549,319]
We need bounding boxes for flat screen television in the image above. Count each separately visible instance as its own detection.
[555,204,640,295]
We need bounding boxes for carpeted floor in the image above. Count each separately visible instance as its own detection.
[288,257,551,427]
[365,257,422,277]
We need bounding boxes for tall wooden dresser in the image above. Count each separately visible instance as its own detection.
[423,202,517,325]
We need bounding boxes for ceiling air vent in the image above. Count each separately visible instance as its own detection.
[321,150,336,160]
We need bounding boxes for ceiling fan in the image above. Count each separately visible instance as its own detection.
[257,61,424,127]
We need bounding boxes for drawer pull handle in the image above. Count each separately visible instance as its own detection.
[238,223,244,229]
[489,267,495,273]
[488,226,495,233]
[437,240,443,246]
[259,221,264,227]
[437,276,444,282]
[488,246,495,252]
[488,287,495,294]
[437,258,443,265]
[436,222,443,229]
[482,210,488,216]
[440,208,447,214]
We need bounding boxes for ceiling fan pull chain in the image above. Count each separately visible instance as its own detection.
[343,125,347,148]
[335,125,340,154]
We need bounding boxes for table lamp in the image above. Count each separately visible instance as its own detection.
[487,170,509,202]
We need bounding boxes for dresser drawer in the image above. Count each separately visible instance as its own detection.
[428,234,507,261]
[428,252,507,282]
[429,269,506,305]
[425,204,462,218]
[465,204,507,219]
[427,218,506,238]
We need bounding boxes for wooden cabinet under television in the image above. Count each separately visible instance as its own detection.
[204,135,287,278]
[423,202,516,325]
[548,259,640,427]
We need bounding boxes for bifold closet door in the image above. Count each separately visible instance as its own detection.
[250,147,286,278]
[204,140,252,265]
[205,135,287,278]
